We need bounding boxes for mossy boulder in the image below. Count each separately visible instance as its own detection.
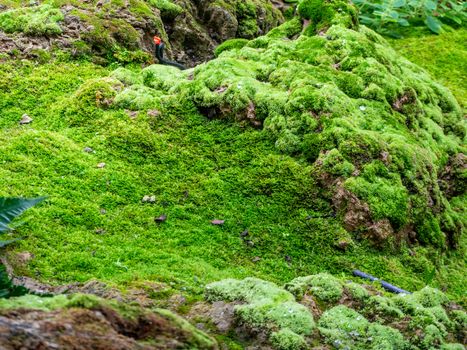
[103,0,465,249]
[0,293,218,349]
[205,277,315,349]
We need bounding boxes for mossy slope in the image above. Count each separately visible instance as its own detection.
[98,0,465,250]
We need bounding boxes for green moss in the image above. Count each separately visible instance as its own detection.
[285,273,343,302]
[345,282,369,301]
[205,278,314,349]
[215,39,250,57]
[62,77,122,126]
[411,286,449,308]
[110,68,144,86]
[0,4,64,35]
[364,295,404,320]
[318,305,407,349]
[0,294,69,311]
[270,328,307,350]
[389,28,467,108]
[147,0,183,19]
[297,0,358,33]
[156,308,218,349]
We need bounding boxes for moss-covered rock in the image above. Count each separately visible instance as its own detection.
[285,273,344,302]
[205,277,315,349]
[100,0,465,249]
[0,293,218,349]
[204,275,467,349]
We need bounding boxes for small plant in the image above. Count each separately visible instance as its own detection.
[0,197,45,247]
[352,0,467,36]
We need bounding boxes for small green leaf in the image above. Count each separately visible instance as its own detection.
[424,0,437,11]
[425,15,442,34]
[393,0,406,8]
[0,197,46,232]
[0,238,22,248]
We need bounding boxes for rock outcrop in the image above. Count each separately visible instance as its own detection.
[0,0,284,66]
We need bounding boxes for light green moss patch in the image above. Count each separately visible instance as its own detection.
[0,4,64,35]
[285,273,343,302]
[318,305,408,349]
[206,278,314,349]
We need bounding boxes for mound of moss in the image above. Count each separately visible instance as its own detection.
[204,275,466,349]
[205,277,315,349]
[97,0,465,249]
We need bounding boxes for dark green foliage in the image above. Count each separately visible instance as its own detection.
[352,0,467,36]
[0,264,28,298]
[0,197,45,247]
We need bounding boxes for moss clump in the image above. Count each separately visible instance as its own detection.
[147,0,183,19]
[297,0,359,33]
[270,328,307,350]
[215,38,250,57]
[364,295,404,320]
[0,4,64,35]
[205,277,314,349]
[211,0,283,39]
[205,276,466,348]
[318,305,408,349]
[62,77,122,126]
[345,282,370,301]
[284,273,343,302]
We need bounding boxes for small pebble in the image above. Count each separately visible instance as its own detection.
[211,219,225,225]
[252,256,261,263]
[97,162,106,168]
[142,195,156,203]
[19,114,33,125]
[84,147,94,153]
[155,214,167,223]
[147,109,161,117]
[245,240,254,247]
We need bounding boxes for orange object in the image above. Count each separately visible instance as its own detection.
[153,36,162,45]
